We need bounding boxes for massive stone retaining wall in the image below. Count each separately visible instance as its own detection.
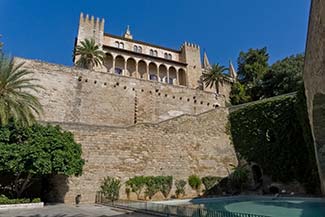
[17,58,224,127]
[14,57,236,203]
[304,0,325,194]
[48,108,237,204]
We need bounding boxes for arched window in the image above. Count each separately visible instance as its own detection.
[168,54,172,60]
[133,45,138,52]
[115,41,119,47]
[154,50,158,57]
[119,42,124,49]
[138,46,142,53]
[164,53,168,59]
[150,49,154,56]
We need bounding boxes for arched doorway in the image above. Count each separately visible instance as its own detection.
[138,60,147,79]
[159,65,167,83]
[169,67,177,85]
[126,58,136,77]
[149,62,158,81]
[103,53,113,73]
[115,56,125,75]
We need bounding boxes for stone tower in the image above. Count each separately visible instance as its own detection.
[180,42,202,88]
[76,13,105,50]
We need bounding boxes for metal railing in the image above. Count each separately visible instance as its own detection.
[96,192,271,217]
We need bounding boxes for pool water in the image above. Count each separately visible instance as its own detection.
[188,197,325,217]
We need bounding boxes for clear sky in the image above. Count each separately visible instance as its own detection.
[0,0,310,68]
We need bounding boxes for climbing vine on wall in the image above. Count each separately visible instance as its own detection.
[229,89,319,193]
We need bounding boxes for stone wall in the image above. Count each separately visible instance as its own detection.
[303,0,325,194]
[17,58,224,127]
[49,107,237,204]
[14,57,236,203]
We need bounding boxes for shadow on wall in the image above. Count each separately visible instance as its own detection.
[45,175,69,203]
[312,93,325,184]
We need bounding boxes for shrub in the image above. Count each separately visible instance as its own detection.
[229,164,249,192]
[144,176,160,199]
[100,177,121,202]
[126,176,146,200]
[175,180,186,198]
[201,176,221,191]
[188,175,201,193]
[31,198,41,203]
[0,195,41,204]
[157,176,173,198]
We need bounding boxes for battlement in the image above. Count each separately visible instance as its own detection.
[180,41,200,49]
[79,12,105,32]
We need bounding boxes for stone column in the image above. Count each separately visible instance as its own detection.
[167,70,170,84]
[147,64,150,80]
[176,70,179,85]
[124,60,127,76]
[135,61,139,78]
[157,65,160,82]
[112,56,116,74]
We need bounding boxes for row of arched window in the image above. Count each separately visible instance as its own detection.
[115,41,172,60]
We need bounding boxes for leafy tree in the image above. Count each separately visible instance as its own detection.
[100,176,121,202]
[74,38,104,70]
[230,47,269,103]
[0,55,43,126]
[202,64,228,94]
[237,47,269,85]
[125,176,146,200]
[261,54,304,98]
[0,123,84,198]
[175,180,186,198]
[230,82,251,105]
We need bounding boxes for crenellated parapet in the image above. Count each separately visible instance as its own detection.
[180,41,200,50]
[77,13,105,48]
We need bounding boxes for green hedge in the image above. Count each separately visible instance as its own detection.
[229,89,319,193]
[0,195,41,204]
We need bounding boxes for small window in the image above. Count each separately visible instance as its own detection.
[164,53,168,59]
[150,49,154,55]
[138,46,142,53]
[133,45,138,52]
[168,54,172,60]
[154,50,158,56]
[115,41,119,47]
[119,42,124,49]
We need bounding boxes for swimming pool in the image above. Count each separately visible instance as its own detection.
[158,196,325,217]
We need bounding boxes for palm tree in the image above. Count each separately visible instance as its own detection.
[0,54,43,126]
[202,64,228,94]
[74,38,104,70]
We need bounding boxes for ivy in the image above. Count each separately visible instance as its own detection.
[229,91,319,193]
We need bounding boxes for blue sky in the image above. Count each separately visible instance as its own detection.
[0,0,310,68]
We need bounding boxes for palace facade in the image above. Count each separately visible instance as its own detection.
[74,13,236,92]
